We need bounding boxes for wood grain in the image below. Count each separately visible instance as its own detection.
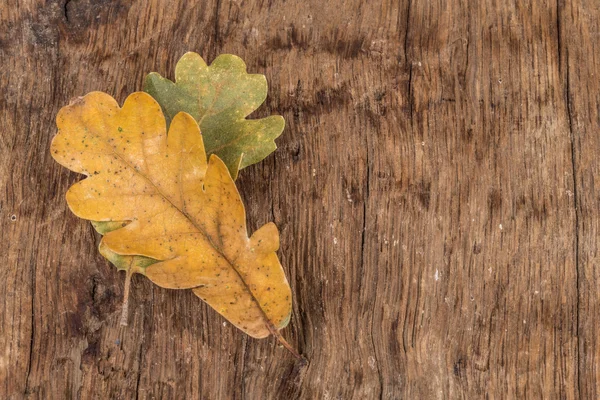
[561,0,600,398]
[1,0,598,398]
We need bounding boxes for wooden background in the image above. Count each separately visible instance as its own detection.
[2,0,599,398]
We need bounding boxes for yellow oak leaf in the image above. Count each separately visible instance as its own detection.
[51,92,297,355]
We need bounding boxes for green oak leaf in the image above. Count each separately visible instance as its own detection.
[144,52,285,179]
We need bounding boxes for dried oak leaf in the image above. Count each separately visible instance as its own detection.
[144,52,284,179]
[51,92,297,354]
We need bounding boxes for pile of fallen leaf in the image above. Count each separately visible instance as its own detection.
[51,53,300,358]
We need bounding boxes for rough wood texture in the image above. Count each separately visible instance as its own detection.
[1,0,598,398]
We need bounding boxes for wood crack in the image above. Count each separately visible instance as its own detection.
[134,295,148,400]
[557,1,580,396]
[212,0,222,58]
[565,36,581,400]
[23,260,35,396]
[401,0,414,360]
[63,0,71,23]
[363,111,383,399]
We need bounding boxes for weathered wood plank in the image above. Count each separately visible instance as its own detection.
[372,1,579,398]
[1,0,598,398]
[561,0,600,398]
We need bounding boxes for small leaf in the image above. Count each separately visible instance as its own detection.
[92,221,158,271]
[144,52,284,179]
[51,92,293,342]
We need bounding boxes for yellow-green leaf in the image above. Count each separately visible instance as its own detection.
[92,221,158,271]
[51,92,293,343]
[144,52,284,179]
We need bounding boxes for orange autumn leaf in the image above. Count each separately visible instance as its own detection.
[50,92,297,355]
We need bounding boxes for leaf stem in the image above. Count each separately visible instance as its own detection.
[119,267,134,326]
[267,324,305,362]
